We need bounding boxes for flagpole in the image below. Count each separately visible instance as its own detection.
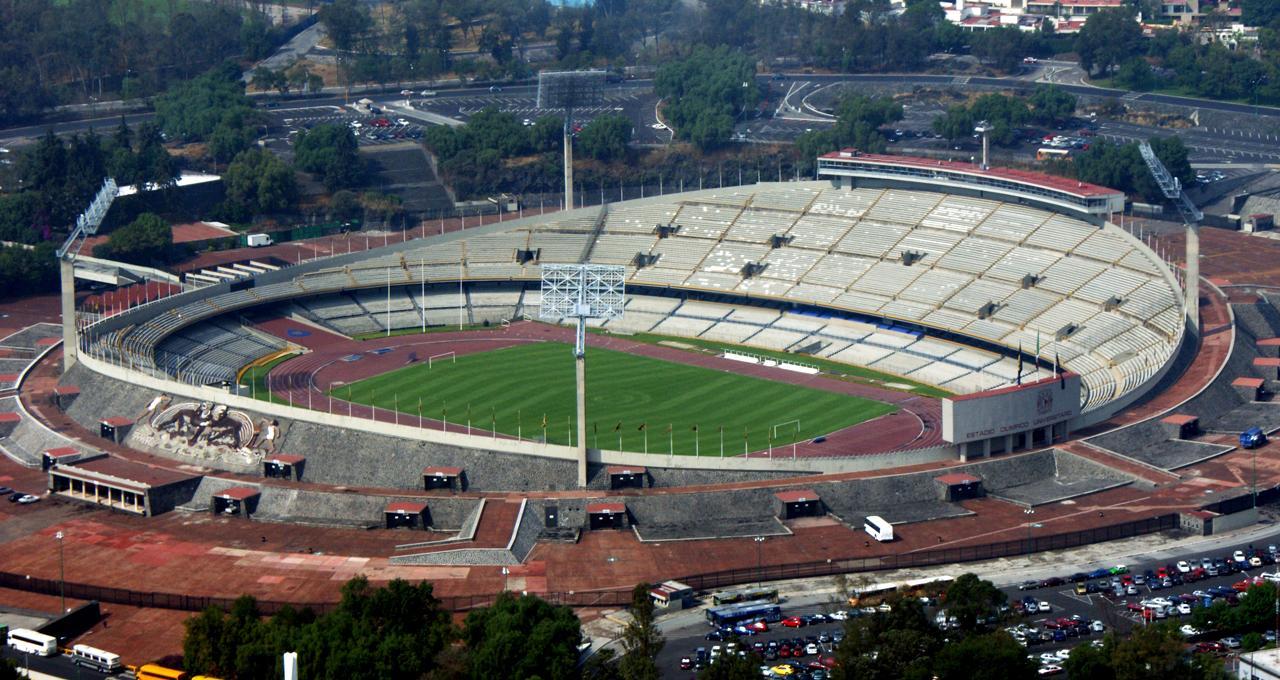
[694,426,699,456]
[720,426,724,457]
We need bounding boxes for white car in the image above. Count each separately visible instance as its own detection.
[1180,625,1201,637]
[1038,665,1063,676]
[1039,652,1059,664]
[16,494,39,504]
[350,121,363,129]
[1177,603,1192,615]
[1262,572,1280,583]
[1054,649,1072,661]
[1251,556,1264,567]
[1234,550,1248,564]
[650,122,668,130]
[1024,602,1039,614]
[1176,561,1191,573]
[1091,620,1105,632]
[1038,601,1051,613]
[805,643,819,655]
[829,610,849,621]
[396,118,409,126]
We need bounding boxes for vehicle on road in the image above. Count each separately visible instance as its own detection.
[7,628,57,656]
[16,495,38,504]
[1241,426,1267,449]
[1038,664,1063,676]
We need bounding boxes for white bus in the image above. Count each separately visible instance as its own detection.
[71,644,122,672]
[7,628,57,656]
[864,515,894,542]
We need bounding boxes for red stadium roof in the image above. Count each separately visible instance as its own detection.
[935,473,981,486]
[217,486,261,501]
[774,489,820,503]
[386,501,429,515]
[101,416,134,427]
[53,386,80,396]
[606,465,648,475]
[586,502,626,514]
[423,466,463,477]
[0,412,19,424]
[1160,414,1199,426]
[1233,377,1265,389]
[54,456,196,490]
[43,447,81,459]
[819,150,1120,198]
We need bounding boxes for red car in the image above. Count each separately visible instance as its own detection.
[370,118,392,127]
[782,616,805,628]
[679,657,692,670]
[746,620,769,633]
[778,645,792,658]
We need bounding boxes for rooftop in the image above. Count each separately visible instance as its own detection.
[818,150,1121,198]
[266,453,306,465]
[606,465,648,475]
[43,447,81,459]
[774,489,821,503]
[423,466,464,477]
[54,456,197,490]
[386,501,429,515]
[1160,414,1200,426]
[935,473,982,485]
[216,486,261,502]
[586,502,627,514]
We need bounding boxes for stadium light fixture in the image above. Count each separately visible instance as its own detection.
[539,263,625,486]
[536,70,606,211]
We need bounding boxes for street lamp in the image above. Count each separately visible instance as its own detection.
[754,536,766,587]
[55,530,65,613]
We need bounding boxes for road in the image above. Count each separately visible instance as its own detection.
[653,525,1280,678]
[0,645,111,679]
[4,70,1279,165]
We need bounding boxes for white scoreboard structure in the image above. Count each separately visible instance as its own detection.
[942,373,1082,459]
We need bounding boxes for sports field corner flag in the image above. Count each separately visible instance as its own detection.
[638,422,646,431]
[614,422,622,432]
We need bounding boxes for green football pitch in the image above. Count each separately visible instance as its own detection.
[333,342,897,455]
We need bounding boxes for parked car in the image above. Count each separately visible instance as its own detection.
[16,494,39,504]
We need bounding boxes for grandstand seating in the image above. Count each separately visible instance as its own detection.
[83,182,1183,411]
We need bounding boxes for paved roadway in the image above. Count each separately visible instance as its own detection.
[0,645,111,679]
[3,71,1279,162]
[653,525,1280,678]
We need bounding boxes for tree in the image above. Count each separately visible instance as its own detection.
[933,632,1037,680]
[1076,9,1142,77]
[943,573,1006,631]
[933,105,974,143]
[654,46,759,150]
[0,658,19,680]
[293,124,365,191]
[1110,623,1195,680]
[1062,636,1117,680]
[223,149,298,219]
[1028,85,1078,126]
[462,591,583,680]
[153,65,255,142]
[697,647,762,680]
[832,594,942,680]
[0,243,58,296]
[1115,58,1157,92]
[319,0,372,52]
[96,212,172,265]
[578,114,632,162]
[619,583,664,680]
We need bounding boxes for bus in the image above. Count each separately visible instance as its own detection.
[712,586,780,606]
[705,601,783,627]
[864,515,893,542]
[71,644,122,673]
[848,575,954,608]
[1036,148,1071,161]
[137,664,188,680]
[6,628,57,656]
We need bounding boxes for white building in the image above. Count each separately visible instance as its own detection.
[1240,648,1280,680]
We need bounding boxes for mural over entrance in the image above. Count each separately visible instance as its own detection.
[133,394,280,466]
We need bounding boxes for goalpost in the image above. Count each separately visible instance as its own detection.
[428,351,456,369]
[772,419,801,460]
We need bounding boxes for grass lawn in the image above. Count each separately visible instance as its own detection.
[598,329,953,399]
[333,342,897,455]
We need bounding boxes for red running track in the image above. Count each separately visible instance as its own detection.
[257,321,945,458]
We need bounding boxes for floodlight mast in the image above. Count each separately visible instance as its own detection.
[57,178,118,371]
[539,264,625,486]
[536,70,605,213]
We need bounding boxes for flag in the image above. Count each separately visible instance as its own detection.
[637,422,646,431]
[594,422,598,434]
[1016,343,1023,386]
[664,423,672,434]
[613,422,622,432]
[691,424,699,432]
[541,413,548,428]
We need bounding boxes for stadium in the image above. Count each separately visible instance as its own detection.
[12,147,1276,621]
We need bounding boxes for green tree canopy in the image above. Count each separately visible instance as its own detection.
[942,573,1006,631]
[153,65,255,142]
[293,123,365,191]
[578,114,633,162]
[1076,8,1142,76]
[1028,85,1078,126]
[462,591,583,680]
[96,212,173,265]
[619,583,664,680]
[655,45,759,150]
[222,149,298,220]
[933,631,1037,680]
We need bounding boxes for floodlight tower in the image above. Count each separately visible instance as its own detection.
[537,70,606,212]
[974,121,992,170]
[1138,141,1202,330]
[56,178,118,370]
[539,264,625,486]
